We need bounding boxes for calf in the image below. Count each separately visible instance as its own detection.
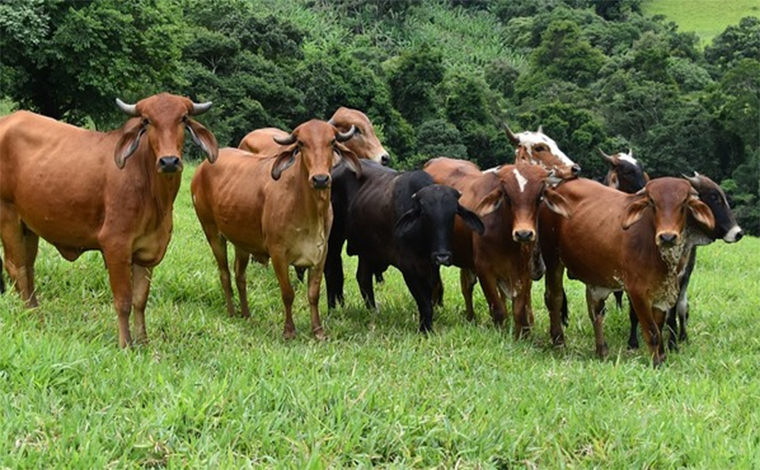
[191,120,361,339]
[425,158,570,337]
[539,177,715,366]
[325,161,484,332]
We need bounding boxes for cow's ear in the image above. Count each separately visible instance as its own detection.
[186,118,219,163]
[394,206,420,239]
[335,142,362,178]
[114,120,147,169]
[688,197,715,232]
[271,147,297,180]
[622,193,649,229]
[474,187,503,216]
[543,188,572,219]
[457,204,485,236]
[608,172,619,189]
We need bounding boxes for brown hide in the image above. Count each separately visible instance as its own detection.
[238,127,289,156]
[538,177,714,366]
[424,157,562,337]
[192,120,360,339]
[0,93,218,347]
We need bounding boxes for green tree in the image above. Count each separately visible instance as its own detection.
[704,16,760,74]
[386,45,445,126]
[530,20,607,86]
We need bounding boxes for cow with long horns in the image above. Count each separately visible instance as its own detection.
[0,93,218,347]
[192,120,361,339]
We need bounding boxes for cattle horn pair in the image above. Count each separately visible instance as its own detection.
[273,125,357,146]
[598,148,618,165]
[115,98,213,116]
[682,171,701,187]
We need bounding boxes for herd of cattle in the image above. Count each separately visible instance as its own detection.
[0,93,744,366]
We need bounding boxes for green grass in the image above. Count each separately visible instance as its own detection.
[1,164,759,468]
[642,0,760,46]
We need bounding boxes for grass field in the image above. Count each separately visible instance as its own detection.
[642,0,760,46]
[1,164,758,468]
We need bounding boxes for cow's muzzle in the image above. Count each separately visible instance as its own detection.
[432,252,453,266]
[380,153,391,166]
[657,231,679,246]
[312,174,331,189]
[513,229,536,243]
[158,156,182,173]
[571,164,582,176]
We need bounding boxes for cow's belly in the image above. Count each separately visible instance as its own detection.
[560,248,625,290]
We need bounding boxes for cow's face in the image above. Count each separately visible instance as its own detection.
[685,173,743,243]
[599,149,647,193]
[623,178,715,248]
[329,107,390,166]
[505,125,580,181]
[114,93,218,173]
[476,164,571,244]
[271,120,361,189]
[395,185,484,266]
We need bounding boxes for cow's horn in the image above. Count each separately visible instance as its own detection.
[190,101,213,115]
[336,125,356,142]
[274,132,297,146]
[504,124,520,145]
[682,172,701,187]
[115,98,139,116]
[598,148,616,164]
[537,125,544,134]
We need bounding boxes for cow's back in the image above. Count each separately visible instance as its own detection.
[0,111,119,247]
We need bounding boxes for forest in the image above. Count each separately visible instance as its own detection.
[1,0,758,233]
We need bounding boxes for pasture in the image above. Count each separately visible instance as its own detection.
[0,164,758,469]
[642,0,760,46]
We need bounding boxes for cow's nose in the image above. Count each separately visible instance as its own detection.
[735,230,744,242]
[513,230,535,243]
[432,252,452,266]
[658,232,678,245]
[380,154,391,166]
[312,174,330,188]
[571,164,581,176]
[158,156,182,173]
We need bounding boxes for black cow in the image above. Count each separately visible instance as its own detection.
[599,149,648,194]
[628,172,743,350]
[326,160,484,332]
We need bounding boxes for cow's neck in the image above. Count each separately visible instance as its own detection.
[137,151,181,229]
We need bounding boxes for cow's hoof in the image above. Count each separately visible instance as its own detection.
[283,329,297,340]
[313,327,327,341]
[596,343,609,359]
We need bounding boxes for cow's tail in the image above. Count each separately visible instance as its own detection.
[0,256,5,294]
[561,289,569,326]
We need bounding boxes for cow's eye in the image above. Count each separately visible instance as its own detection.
[142,118,150,127]
[355,128,363,135]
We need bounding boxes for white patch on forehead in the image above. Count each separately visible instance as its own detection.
[517,131,574,165]
[513,168,528,192]
[618,152,638,165]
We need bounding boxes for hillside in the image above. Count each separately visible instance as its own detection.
[642,0,760,45]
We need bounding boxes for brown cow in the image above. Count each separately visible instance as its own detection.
[191,120,361,339]
[424,157,571,337]
[0,93,219,347]
[239,107,390,164]
[539,177,715,366]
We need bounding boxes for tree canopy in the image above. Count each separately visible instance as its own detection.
[1,0,757,233]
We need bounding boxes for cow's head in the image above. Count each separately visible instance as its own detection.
[271,119,361,189]
[684,172,743,243]
[476,164,572,243]
[114,93,218,173]
[505,124,581,181]
[599,148,648,193]
[329,107,391,166]
[395,185,484,266]
[622,178,715,248]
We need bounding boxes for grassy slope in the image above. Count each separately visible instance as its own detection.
[642,0,760,46]
[1,164,759,468]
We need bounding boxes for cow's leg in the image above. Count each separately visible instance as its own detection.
[477,272,507,328]
[233,247,251,318]
[0,210,39,307]
[307,264,326,340]
[677,292,689,343]
[629,293,665,367]
[325,233,345,309]
[460,269,477,322]
[131,264,152,344]
[102,247,134,348]
[402,270,435,333]
[431,269,444,308]
[543,264,566,346]
[665,305,679,352]
[627,297,639,349]
[270,252,296,339]
[512,283,533,339]
[22,229,40,305]
[203,229,236,317]
[356,258,376,310]
[585,287,609,359]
